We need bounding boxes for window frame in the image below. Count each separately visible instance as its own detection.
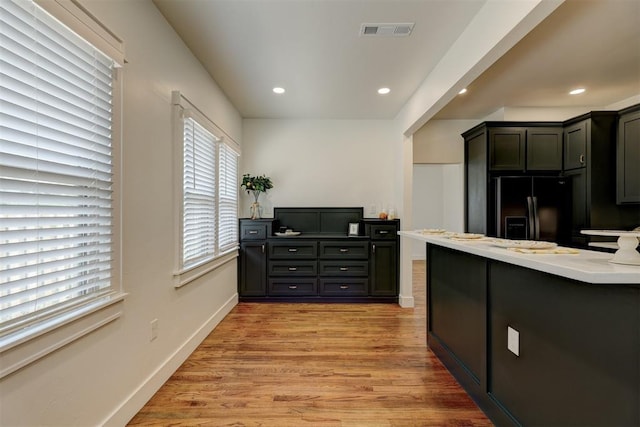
[0,0,125,379]
[171,91,240,288]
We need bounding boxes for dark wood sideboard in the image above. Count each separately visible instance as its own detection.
[238,207,399,302]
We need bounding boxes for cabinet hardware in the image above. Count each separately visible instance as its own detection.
[288,267,297,271]
[261,244,265,253]
[288,285,297,289]
[248,230,258,234]
[339,267,349,271]
[579,154,585,164]
[379,230,389,234]
[288,248,298,252]
[340,285,349,289]
[372,244,376,253]
[339,248,349,252]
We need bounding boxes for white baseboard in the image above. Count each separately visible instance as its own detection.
[102,293,238,426]
[398,295,415,308]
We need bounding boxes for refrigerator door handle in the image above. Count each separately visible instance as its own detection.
[526,196,536,240]
[532,196,540,240]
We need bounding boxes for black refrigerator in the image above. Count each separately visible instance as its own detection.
[494,176,570,243]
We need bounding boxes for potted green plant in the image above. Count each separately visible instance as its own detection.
[241,174,273,219]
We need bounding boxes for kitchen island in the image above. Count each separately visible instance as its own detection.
[399,231,640,427]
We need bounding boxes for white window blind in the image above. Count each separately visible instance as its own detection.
[0,0,116,338]
[182,116,218,269]
[218,142,239,253]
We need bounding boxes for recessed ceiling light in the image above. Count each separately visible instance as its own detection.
[459,88,468,95]
[377,87,391,95]
[273,87,285,94]
[569,88,586,95]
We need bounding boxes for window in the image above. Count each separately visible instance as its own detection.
[0,0,124,367]
[182,117,218,268]
[218,143,239,252]
[172,92,240,286]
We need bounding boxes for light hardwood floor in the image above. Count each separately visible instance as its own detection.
[128,261,492,426]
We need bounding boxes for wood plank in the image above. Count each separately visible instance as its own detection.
[128,261,493,426]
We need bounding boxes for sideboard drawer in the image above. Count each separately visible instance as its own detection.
[269,261,317,276]
[319,279,368,296]
[369,224,397,240]
[319,241,368,259]
[270,241,317,259]
[319,260,368,276]
[241,224,267,240]
[269,279,317,296]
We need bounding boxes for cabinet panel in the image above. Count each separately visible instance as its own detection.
[489,261,639,426]
[428,245,485,383]
[319,261,368,276]
[489,128,526,171]
[319,279,368,296]
[370,241,398,296]
[526,127,562,170]
[239,242,267,296]
[319,241,368,259]
[617,108,640,203]
[564,120,587,170]
[465,131,487,234]
[270,241,317,259]
[268,278,317,296]
[368,224,397,240]
[269,261,317,276]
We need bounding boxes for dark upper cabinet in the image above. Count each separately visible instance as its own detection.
[564,120,588,170]
[561,111,639,244]
[617,105,640,204]
[463,122,562,236]
[527,127,563,171]
[488,126,562,172]
[489,128,526,171]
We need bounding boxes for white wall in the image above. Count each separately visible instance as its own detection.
[411,163,465,259]
[241,119,398,219]
[0,1,242,426]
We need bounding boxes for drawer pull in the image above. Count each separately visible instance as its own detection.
[339,267,349,271]
[288,285,298,289]
[288,267,297,271]
[288,248,298,252]
[339,248,349,252]
[340,285,349,290]
[378,230,389,234]
[248,230,258,234]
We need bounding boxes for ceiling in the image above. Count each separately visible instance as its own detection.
[153,0,640,122]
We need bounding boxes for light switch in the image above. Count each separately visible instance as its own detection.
[507,326,519,356]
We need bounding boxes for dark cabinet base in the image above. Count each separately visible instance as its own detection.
[427,243,640,427]
[239,213,399,303]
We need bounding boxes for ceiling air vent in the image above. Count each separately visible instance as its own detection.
[360,23,414,37]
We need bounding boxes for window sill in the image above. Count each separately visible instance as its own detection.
[173,249,239,288]
[0,292,126,379]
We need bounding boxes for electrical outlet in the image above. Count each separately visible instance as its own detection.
[507,326,519,356]
[150,319,158,342]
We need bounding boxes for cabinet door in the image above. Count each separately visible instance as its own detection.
[488,128,526,171]
[564,121,587,170]
[526,127,563,171]
[565,169,588,244]
[465,131,487,234]
[239,242,267,296]
[370,241,397,296]
[617,109,640,203]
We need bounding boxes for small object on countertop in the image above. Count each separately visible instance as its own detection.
[507,247,580,255]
